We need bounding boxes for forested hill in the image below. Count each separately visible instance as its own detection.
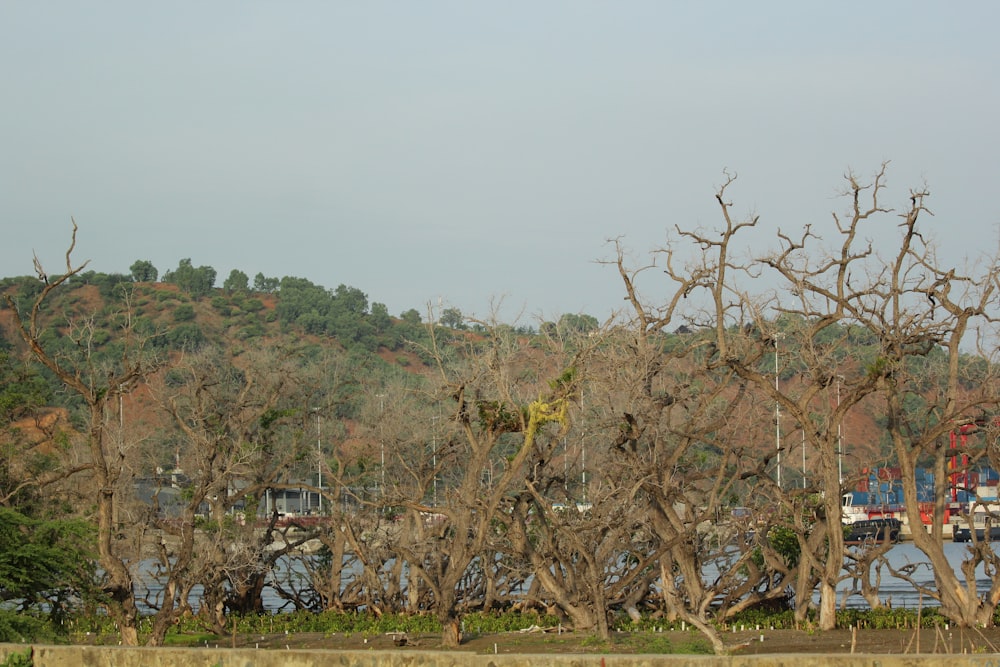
[0,266,602,451]
[0,266,472,362]
[1,252,987,479]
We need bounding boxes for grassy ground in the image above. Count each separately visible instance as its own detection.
[149,625,1000,656]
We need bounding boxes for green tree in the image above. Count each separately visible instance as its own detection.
[0,350,51,422]
[369,302,391,333]
[253,272,279,293]
[172,304,196,322]
[223,269,249,293]
[557,313,598,335]
[163,259,217,297]
[129,260,158,282]
[400,309,421,325]
[439,307,465,330]
[77,271,131,300]
[0,507,96,618]
[332,284,368,315]
[276,277,328,325]
[165,322,205,349]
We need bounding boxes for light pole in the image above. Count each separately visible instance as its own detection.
[775,334,783,489]
[836,375,844,487]
[376,393,386,495]
[314,409,323,514]
[801,429,807,489]
[580,385,587,502]
[431,415,439,506]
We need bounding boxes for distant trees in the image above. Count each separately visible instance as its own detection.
[128,260,158,283]
[163,258,216,297]
[253,272,279,293]
[439,307,465,330]
[75,270,132,300]
[223,269,249,293]
[0,348,51,426]
[273,278,399,350]
[369,302,391,333]
[558,313,598,336]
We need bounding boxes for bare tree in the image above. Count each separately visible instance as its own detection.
[383,317,575,647]
[691,170,890,630]
[499,412,655,641]
[754,164,1000,627]
[594,235,803,653]
[870,182,1000,627]
[4,222,162,645]
[148,345,321,640]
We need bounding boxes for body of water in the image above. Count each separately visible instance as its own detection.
[132,540,999,614]
[836,540,999,609]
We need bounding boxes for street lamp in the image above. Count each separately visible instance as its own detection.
[836,375,844,487]
[376,393,386,495]
[313,409,323,514]
[801,429,807,489]
[774,333,784,489]
[431,415,439,506]
[580,385,588,502]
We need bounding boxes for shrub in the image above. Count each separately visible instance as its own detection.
[173,304,196,322]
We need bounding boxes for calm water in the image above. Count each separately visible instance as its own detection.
[835,540,999,609]
[133,541,997,613]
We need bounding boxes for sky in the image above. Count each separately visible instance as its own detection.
[2,2,999,325]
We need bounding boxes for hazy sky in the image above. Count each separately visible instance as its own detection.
[3,2,998,324]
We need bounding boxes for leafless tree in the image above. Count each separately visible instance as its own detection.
[4,221,163,645]
[594,234,802,653]
[380,316,576,647]
[147,344,324,639]
[754,164,1000,628]
[868,181,1000,627]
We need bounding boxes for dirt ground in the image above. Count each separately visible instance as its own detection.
[208,625,1000,655]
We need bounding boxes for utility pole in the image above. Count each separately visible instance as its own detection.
[837,376,844,487]
[775,334,783,489]
[314,409,323,514]
[377,393,386,495]
[431,415,439,505]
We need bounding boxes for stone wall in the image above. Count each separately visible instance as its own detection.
[2,644,1000,667]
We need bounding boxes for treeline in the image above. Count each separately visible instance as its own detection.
[1,254,564,359]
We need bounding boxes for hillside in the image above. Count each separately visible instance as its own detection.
[0,271,903,491]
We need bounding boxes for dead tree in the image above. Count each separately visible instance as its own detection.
[5,221,163,646]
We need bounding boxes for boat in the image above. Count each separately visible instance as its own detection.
[844,518,901,546]
[951,500,1000,542]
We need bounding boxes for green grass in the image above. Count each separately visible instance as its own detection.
[160,632,222,647]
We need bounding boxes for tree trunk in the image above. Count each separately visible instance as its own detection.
[436,584,463,648]
[441,614,462,647]
[319,530,348,610]
[585,559,611,642]
[406,560,420,612]
[792,558,815,624]
[817,580,837,630]
[228,574,266,614]
[686,615,726,655]
[95,449,141,646]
